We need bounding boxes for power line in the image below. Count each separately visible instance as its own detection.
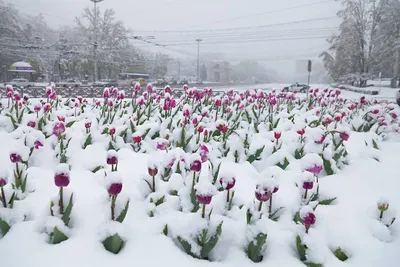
[160,35,331,47]
[131,16,338,33]
[180,0,334,30]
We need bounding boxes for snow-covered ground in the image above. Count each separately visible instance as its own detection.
[0,85,399,267]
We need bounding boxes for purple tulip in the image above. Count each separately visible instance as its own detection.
[148,167,158,177]
[10,153,22,163]
[220,177,236,190]
[54,173,70,187]
[190,160,202,172]
[302,181,314,190]
[108,183,123,196]
[196,192,213,205]
[306,165,323,175]
[0,176,8,187]
[303,213,316,227]
[255,190,272,202]
[53,122,66,137]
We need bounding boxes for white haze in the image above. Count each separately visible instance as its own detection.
[5,0,342,81]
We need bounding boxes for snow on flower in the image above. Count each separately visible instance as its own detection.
[300,153,323,174]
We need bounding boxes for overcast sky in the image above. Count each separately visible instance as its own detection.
[5,0,342,79]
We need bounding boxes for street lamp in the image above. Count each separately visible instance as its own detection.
[196,38,202,82]
[90,0,104,82]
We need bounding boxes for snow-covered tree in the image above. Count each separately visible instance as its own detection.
[321,0,387,85]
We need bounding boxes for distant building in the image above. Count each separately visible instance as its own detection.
[206,61,231,83]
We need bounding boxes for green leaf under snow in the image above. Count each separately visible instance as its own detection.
[247,208,253,224]
[322,155,334,176]
[83,134,92,149]
[141,128,151,140]
[143,179,153,191]
[91,166,103,173]
[212,162,222,185]
[190,185,200,213]
[50,200,55,216]
[61,194,74,227]
[293,212,302,224]
[372,139,379,150]
[269,207,284,221]
[65,121,76,128]
[276,157,290,170]
[247,233,268,263]
[200,222,223,259]
[21,174,28,193]
[155,196,165,206]
[51,227,68,244]
[163,225,168,236]
[103,233,124,254]
[305,262,323,267]
[5,114,17,129]
[0,217,11,237]
[8,192,16,209]
[177,236,196,258]
[296,235,307,262]
[38,117,45,131]
[116,200,130,223]
[247,145,265,164]
[334,247,348,262]
[319,197,337,205]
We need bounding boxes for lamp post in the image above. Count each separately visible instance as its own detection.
[195,39,202,82]
[3,65,7,83]
[90,0,104,82]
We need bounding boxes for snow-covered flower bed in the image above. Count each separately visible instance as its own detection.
[0,84,399,267]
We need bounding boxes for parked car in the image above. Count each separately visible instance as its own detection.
[56,80,81,88]
[10,78,31,88]
[152,79,168,87]
[283,83,310,93]
[93,79,119,87]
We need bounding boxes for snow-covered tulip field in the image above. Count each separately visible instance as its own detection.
[0,84,399,267]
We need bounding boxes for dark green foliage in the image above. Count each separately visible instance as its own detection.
[116,200,130,223]
[50,227,68,244]
[103,233,124,254]
[334,247,348,261]
[247,233,267,262]
[248,146,265,163]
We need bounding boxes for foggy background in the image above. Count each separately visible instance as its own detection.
[3,0,342,83]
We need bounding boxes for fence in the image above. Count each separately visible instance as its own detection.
[9,86,228,99]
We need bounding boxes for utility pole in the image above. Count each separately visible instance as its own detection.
[393,48,400,88]
[3,65,7,82]
[196,38,202,82]
[90,0,103,82]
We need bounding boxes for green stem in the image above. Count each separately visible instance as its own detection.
[226,190,230,203]
[380,210,384,219]
[202,204,206,219]
[15,163,20,188]
[269,195,273,214]
[192,172,196,188]
[258,201,263,212]
[1,187,6,208]
[59,187,64,215]
[152,175,155,192]
[304,189,308,200]
[111,195,116,220]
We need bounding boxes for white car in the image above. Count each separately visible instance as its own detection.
[10,78,31,88]
[283,83,310,93]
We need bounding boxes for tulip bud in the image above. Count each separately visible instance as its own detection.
[190,160,202,172]
[300,206,316,233]
[54,163,70,187]
[106,172,123,196]
[10,153,22,163]
[106,150,118,166]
